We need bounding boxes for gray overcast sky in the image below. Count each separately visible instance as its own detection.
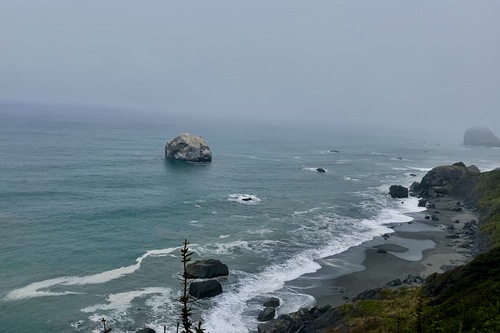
[1,0,499,131]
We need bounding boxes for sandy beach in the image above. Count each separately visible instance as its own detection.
[297,196,479,308]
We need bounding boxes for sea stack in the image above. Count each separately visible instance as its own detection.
[463,127,500,148]
[165,133,212,162]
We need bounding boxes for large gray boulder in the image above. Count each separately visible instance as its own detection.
[186,259,229,279]
[165,133,212,162]
[463,127,500,148]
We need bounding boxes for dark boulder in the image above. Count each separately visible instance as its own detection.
[463,127,500,148]
[258,307,276,322]
[258,305,342,333]
[352,288,382,301]
[386,279,402,287]
[165,133,212,162]
[263,297,281,308]
[412,163,480,198]
[189,280,223,299]
[186,259,229,279]
[316,168,326,173]
[418,199,427,207]
[136,329,155,333]
[389,185,409,198]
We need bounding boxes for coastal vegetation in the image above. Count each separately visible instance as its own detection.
[326,248,500,333]
[323,166,500,333]
[475,170,500,246]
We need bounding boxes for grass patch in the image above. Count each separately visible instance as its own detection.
[476,170,500,246]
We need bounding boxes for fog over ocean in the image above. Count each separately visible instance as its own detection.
[1,106,499,332]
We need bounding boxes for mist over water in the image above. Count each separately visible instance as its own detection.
[1,107,499,332]
[1,1,499,331]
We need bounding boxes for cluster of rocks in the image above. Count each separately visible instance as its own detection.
[257,304,343,333]
[258,297,281,322]
[187,259,228,299]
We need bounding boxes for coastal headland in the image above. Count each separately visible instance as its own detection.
[257,163,500,333]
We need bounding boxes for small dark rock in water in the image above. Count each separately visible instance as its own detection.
[431,215,440,221]
[331,287,347,293]
[137,328,156,333]
[409,173,417,177]
[382,233,390,239]
[316,168,326,173]
[396,157,403,160]
[427,203,436,209]
[258,307,276,322]
[263,297,280,308]
[329,150,340,153]
[425,215,431,220]
[377,248,387,254]
[450,206,462,212]
[454,219,460,223]
[242,197,252,201]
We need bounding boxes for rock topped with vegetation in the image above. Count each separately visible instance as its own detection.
[411,162,478,199]
[464,127,500,147]
[165,133,212,162]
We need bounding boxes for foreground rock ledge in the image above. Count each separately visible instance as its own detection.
[165,133,212,162]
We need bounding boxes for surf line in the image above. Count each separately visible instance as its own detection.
[5,247,178,301]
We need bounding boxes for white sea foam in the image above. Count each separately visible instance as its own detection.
[202,229,388,332]
[406,166,432,172]
[246,229,273,235]
[5,247,178,301]
[343,176,360,182]
[302,167,328,172]
[195,239,281,256]
[219,234,230,239]
[228,194,261,204]
[81,287,171,313]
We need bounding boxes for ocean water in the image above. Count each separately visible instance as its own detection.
[1,106,499,333]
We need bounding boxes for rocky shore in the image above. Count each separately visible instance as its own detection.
[257,162,494,333]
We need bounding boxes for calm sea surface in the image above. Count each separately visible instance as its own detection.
[1,106,499,332]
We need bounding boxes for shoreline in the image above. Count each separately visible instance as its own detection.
[297,196,479,308]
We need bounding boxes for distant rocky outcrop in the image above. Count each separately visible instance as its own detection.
[186,259,229,279]
[389,185,409,198]
[165,133,212,162]
[463,127,500,148]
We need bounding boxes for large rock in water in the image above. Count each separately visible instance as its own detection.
[463,127,500,147]
[186,259,229,279]
[189,280,223,299]
[165,133,212,162]
[389,185,409,198]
